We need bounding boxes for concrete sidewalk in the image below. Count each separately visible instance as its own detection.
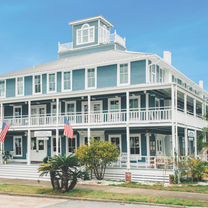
[0,178,208,202]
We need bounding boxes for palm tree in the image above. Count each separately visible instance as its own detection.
[38,161,60,190]
[50,154,80,193]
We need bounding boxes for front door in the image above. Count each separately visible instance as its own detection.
[31,137,47,161]
[51,136,61,157]
[156,136,165,156]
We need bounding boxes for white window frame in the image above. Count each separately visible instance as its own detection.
[155,98,160,108]
[13,106,22,118]
[76,24,95,45]
[66,135,77,154]
[0,80,6,98]
[129,95,141,110]
[47,73,56,93]
[130,133,141,156]
[65,101,76,115]
[51,136,61,156]
[117,62,130,86]
[13,136,22,157]
[108,97,121,112]
[62,70,72,92]
[16,77,24,96]
[100,25,110,43]
[109,134,122,154]
[51,102,61,116]
[33,75,42,94]
[149,64,164,84]
[85,67,97,89]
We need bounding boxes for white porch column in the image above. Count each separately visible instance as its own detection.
[27,130,31,165]
[88,95,91,125]
[172,125,175,157]
[87,127,90,145]
[146,93,149,120]
[194,99,196,117]
[56,98,59,125]
[126,125,130,169]
[56,129,59,155]
[171,85,175,157]
[126,92,129,123]
[185,127,188,156]
[146,133,150,165]
[194,129,197,158]
[175,86,178,155]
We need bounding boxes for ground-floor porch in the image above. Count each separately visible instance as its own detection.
[0,125,203,169]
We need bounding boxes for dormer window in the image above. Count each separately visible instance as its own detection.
[77,24,95,45]
[100,25,109,43]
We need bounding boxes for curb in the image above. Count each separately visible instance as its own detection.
[0,192,188,208]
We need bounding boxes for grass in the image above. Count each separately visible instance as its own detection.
[110,182,208,194]
[0,184,208,207]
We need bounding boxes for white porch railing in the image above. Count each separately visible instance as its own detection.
[58,42,73,52]
[4,117,29,127]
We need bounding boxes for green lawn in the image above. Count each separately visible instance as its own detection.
[110,182,208,194]
[0,184,208,207]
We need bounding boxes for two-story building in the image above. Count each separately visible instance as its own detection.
[0,16,207,181]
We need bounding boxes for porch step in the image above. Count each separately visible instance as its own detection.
[0,164,50,181]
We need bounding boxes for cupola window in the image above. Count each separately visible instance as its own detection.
[77,24,95,45]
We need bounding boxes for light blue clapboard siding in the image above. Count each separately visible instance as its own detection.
[57,72,62,92]
[22,104,28,117]
[72,69,85,91]
[47,138,51,157]
[73,20,98,49]
[131,60,146,85]
[122,134,127,153]
[141,134,147,156]
[24,76,33,95]
[42,74,47,94]
[97,64,117,88]
[4,106,13,117]
[59,44,115,59]
[6,78,15,97]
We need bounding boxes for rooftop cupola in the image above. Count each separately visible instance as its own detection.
[58,16,126,58]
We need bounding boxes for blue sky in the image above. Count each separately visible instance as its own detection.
[0,0,208,90]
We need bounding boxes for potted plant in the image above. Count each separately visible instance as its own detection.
[3,150,12,164]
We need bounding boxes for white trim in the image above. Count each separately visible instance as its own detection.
[13,105,22,118]
[76,24,95,45]
[65,101,76,115]
[130,133,141,156]
[62,70,72,92]
[0,80,6,98]
[117,62,130,86]
[85,67,97,89]
[47,72,57,93]
[51,102,61,115]
[16,76,24,97]
[129,95,141,109]
[31,104,46,116]
[33,74,42,95]
[66,134,77,154]
[51,136,61,156]
[109,134,122,154]
[13,136,22,157]
[108,97,121,111]
[82,100,102,112]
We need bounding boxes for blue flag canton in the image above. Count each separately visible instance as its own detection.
[64,117,70,126]
[2,122,6,130]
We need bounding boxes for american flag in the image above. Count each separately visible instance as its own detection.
[0,122,10,143]
[63,117,73,139]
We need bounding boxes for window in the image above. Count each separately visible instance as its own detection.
[68,137,76,152]
[100,25,109,43]
[109,135,121,152]
[14,136,22,156]
[130,135,141,155]
[48,73,56,93]
[77,24,95,45]
[0,80,5,97]
[129,96,140,120]
[118,63,129,85]
[16,77,24,96]
[150,141,156,153]
[63,71,71,91]
[34,75,41,94]
[86,68,96,88]
[149,64,164,84]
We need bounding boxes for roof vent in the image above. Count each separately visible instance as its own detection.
[163,51,171,65]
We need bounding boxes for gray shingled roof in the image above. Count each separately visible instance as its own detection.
[0,50,153,79]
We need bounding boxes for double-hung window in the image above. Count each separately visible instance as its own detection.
[130,135,141,155]
[149,64,164,83]
[63,71,71,91]
[77,24,95,45]
[100,25,109,43]
[14,136,22,157]
[86,68,96,88]
[16,77,24,96]
[34,75,41,94]
[48,73,56,93]
[119,63,129,85]
[0,80,5,97]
